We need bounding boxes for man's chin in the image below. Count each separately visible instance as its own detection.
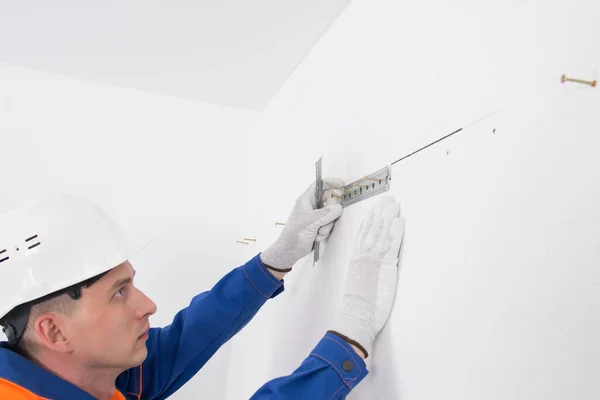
[126,344,149,368]
[136,345,148,362]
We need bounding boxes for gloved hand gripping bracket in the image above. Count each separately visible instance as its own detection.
[312,157,391,265]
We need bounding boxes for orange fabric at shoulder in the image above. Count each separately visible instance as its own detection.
[1,378,126,400]
[0,378,49,399]
[111,389,127,400]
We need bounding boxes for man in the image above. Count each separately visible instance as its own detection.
[0,179,405,399]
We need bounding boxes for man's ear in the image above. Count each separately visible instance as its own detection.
[34,314,72,353]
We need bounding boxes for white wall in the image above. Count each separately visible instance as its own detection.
[227,0,600,399]
[0,62,260,399]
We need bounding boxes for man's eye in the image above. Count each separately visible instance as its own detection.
[115,287,126,297]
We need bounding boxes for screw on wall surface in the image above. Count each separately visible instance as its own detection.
[561,74,597,88]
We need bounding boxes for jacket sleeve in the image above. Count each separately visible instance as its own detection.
[250,332,369,399]
[115,253,285,400]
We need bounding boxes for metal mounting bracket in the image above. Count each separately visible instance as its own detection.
[311,160,391,266]
[338,165,391,208]
[313,157,323,265]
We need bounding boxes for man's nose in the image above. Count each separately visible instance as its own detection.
[136,288,157,318]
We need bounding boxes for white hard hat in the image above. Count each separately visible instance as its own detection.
[0,195,150,344]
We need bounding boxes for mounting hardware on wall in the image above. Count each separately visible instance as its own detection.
[363,176,383,183]
[275,222,286,226]
[244,237,257,242]
[335,165,391,208]
[561,74,597,88]
[313,157,323,265]
[310,157,391,264]
[237,240,249,245]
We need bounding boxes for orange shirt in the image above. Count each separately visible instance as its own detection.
[0,378,126,399]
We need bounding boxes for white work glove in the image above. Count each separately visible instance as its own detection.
[331,196,405,358]
[260,179,345,271]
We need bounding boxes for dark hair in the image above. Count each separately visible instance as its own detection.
[0,271,108,347]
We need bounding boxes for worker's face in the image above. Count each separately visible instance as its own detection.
[67,261,157,370]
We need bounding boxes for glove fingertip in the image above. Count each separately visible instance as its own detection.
[385,217,405,258]
[316,233,328,242]
[318,221,334,235]
[330,202,343,215]
[324,177,346,189]
[321,203,343,221]
[390,217,405,237]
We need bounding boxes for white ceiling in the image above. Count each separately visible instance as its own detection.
[0,1,349,111]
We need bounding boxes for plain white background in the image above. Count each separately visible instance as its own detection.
[2,0,600,398]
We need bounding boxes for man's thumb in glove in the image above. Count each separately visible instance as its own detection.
[310,203,343,230]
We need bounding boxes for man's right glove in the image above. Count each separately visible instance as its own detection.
[330,195,405,358]
[260,179,344,272]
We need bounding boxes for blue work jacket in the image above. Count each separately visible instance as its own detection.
[0,253,368,399]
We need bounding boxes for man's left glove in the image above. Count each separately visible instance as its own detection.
[260,178,345,271]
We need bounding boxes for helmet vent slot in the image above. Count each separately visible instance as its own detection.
[25,234,41,250]
[0,249,8,263]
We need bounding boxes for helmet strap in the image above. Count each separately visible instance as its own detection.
[1,306,30,346]
[0,270,108,347]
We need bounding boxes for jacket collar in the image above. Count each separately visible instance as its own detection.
[0,341,102,399]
